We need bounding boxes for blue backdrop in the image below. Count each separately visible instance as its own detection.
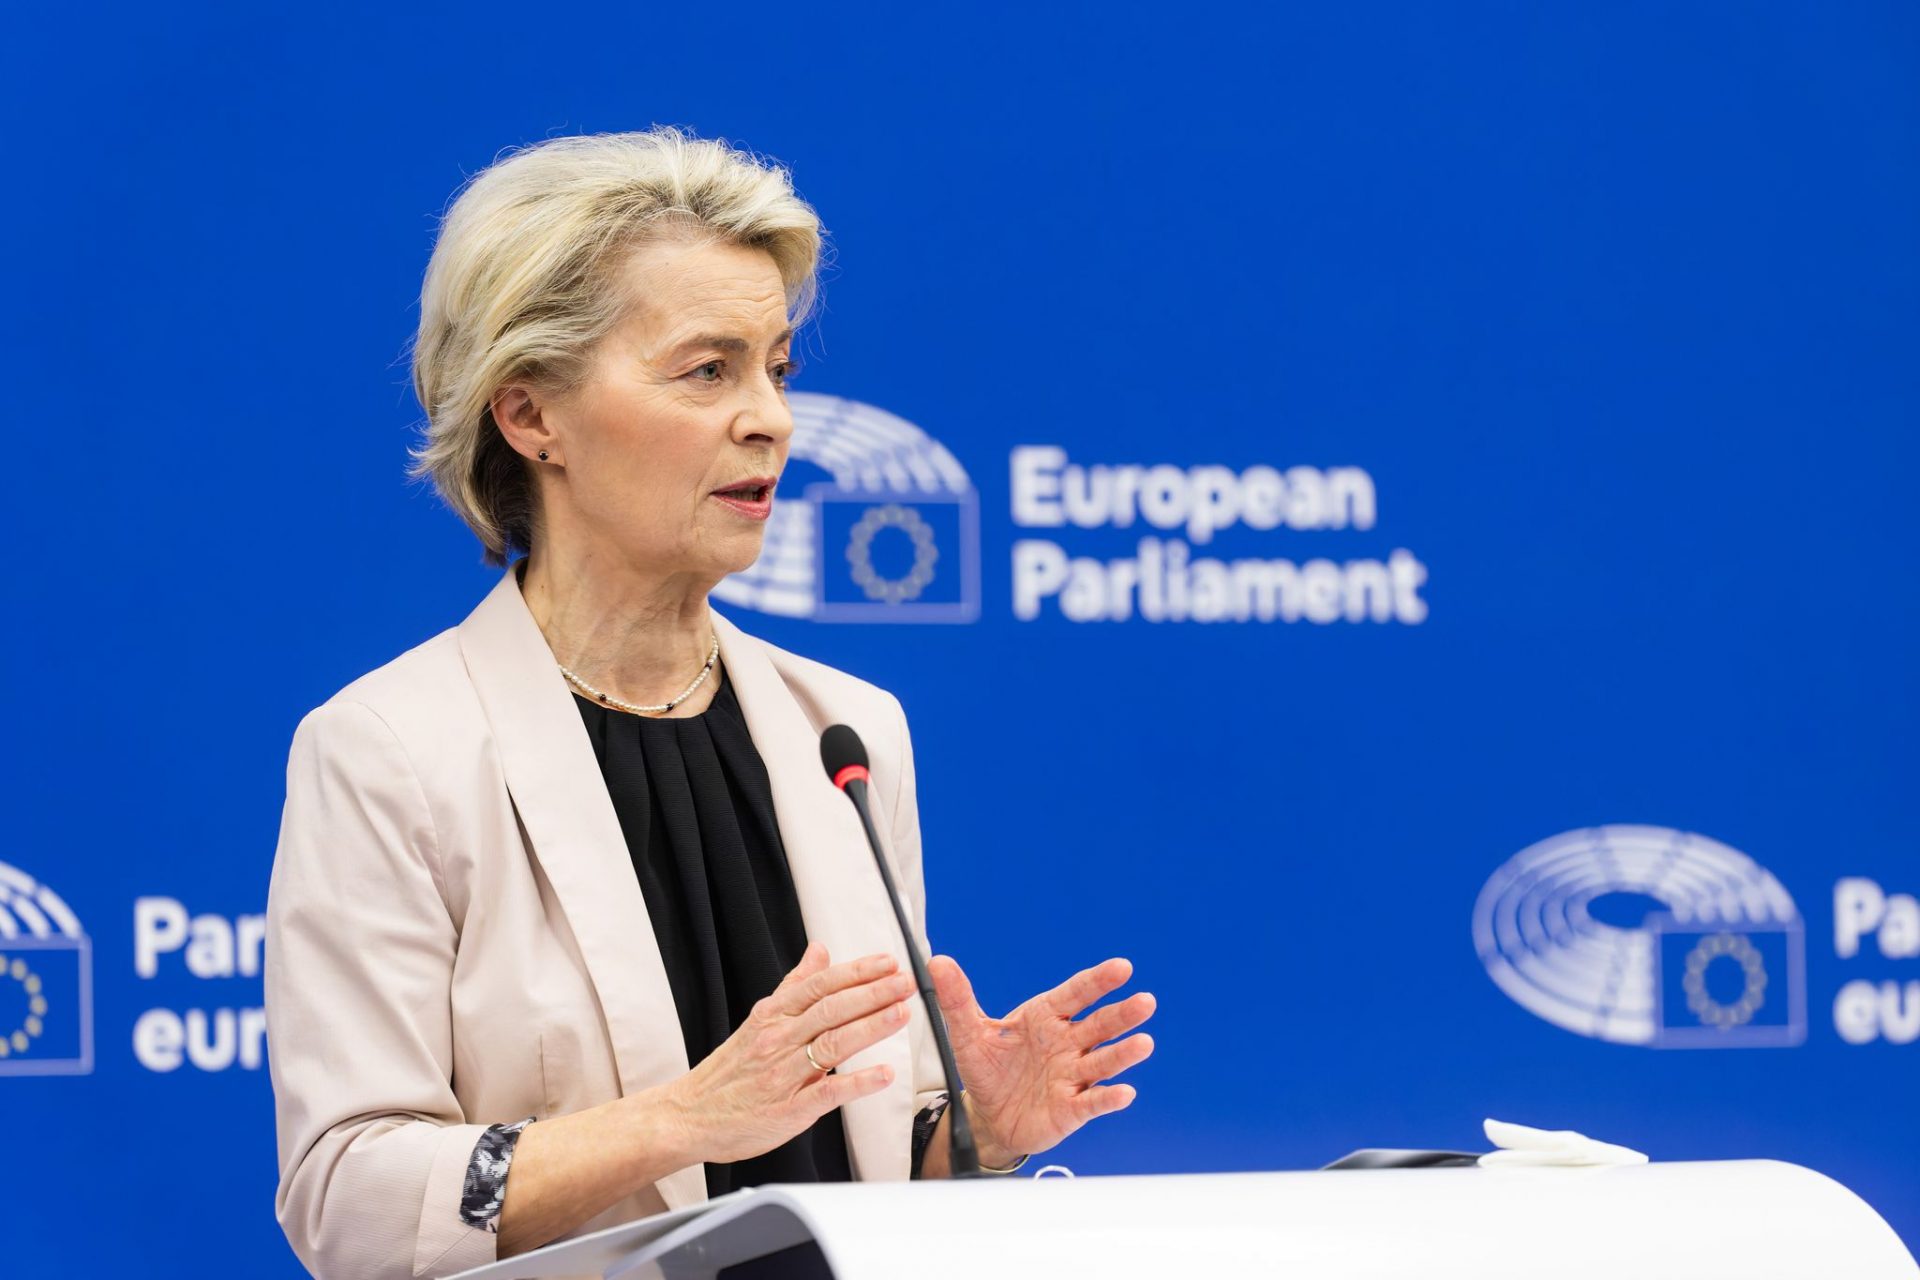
[6,3,1915,1273]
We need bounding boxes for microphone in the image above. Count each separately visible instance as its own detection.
[819,723,981,1178]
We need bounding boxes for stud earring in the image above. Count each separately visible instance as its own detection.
[538,450,549,461]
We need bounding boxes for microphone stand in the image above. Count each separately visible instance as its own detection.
[831,764,982,1178]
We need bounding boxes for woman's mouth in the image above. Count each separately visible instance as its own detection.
[710,480,776,520]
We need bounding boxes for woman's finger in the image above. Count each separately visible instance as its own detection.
[769,951,898,1018]
[794,970,915,1042]
[1074,1032,1154,1084]
[1072,990,1157,1050]
[798,1063,894,1114]
[807,997,912,1073]
[928,954,981,1022]
[1039,957,1134,1018]
[1070,1083,1137,1123]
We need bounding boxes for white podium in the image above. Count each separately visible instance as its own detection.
[450,1161,1918,1280]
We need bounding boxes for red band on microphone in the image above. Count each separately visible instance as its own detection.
[833,764,871,790]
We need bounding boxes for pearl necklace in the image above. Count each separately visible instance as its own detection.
[558,631,720,716]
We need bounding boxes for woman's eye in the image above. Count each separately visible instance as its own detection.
[691,360,724,382]
[772,360,801,387]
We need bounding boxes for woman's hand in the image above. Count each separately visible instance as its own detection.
[928,955,1156,1166]
[662,942,914,1166]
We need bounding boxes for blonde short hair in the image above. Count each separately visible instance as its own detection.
[405,127,823,566]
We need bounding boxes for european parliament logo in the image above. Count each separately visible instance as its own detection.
[1473,826,1806,1049]
[0,859,93,1075]
[714,392,980,623]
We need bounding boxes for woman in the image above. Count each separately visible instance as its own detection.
[264,127,1156,1280]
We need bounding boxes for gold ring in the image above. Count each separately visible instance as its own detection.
[804,1041,831,1074]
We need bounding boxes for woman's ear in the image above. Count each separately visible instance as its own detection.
[492,383,561,466]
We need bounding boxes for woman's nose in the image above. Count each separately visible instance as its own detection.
[734,377,795,445]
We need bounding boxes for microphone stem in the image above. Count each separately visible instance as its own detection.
[843,777,981,1177]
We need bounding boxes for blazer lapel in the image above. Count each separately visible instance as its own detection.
[710,607,914,1184]
[456,565,707,1210]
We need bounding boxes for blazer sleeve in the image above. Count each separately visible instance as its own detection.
[265,698,500,1280]
[883,692,948,1117]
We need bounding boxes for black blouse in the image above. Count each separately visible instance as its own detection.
[571,661,854,1197]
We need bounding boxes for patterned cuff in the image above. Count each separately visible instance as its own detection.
[910,1093,950,1180]
[460,1116,536,1233]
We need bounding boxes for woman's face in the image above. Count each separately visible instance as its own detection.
[533,236,797,582]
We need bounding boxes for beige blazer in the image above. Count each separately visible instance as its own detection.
[265,562,944,1280]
